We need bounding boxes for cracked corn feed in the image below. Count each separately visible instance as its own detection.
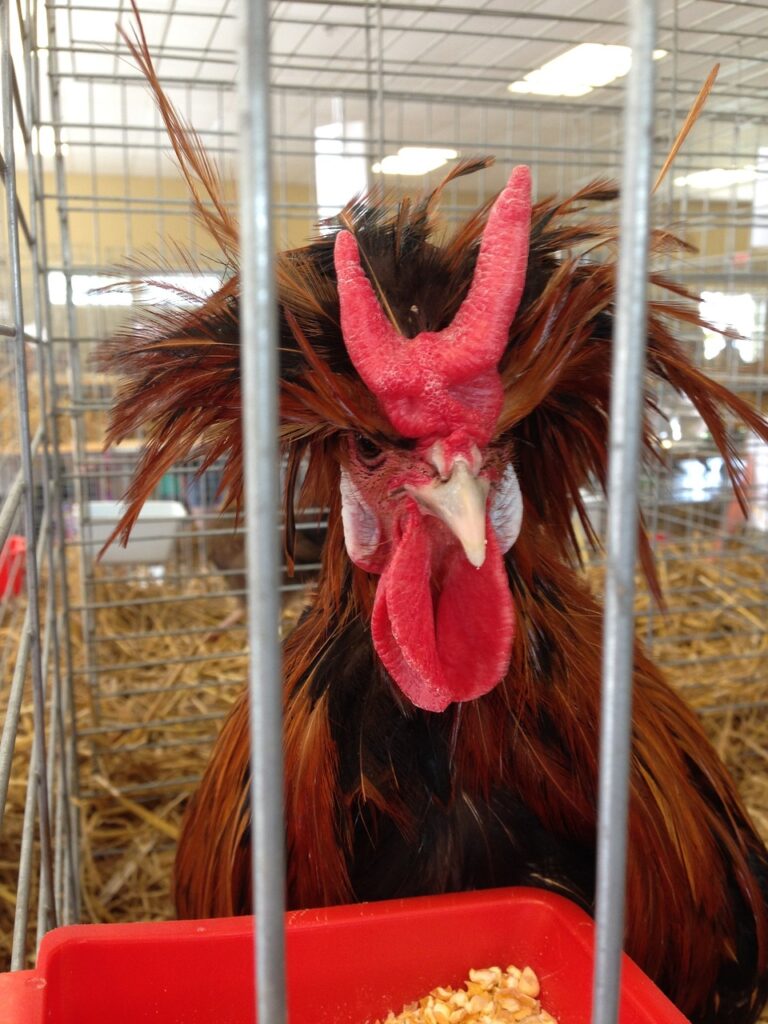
[377,965,556,1024]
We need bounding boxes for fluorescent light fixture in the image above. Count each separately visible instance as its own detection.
[372,146,458,176]
[674,167,757,190]
[508,44,667,98]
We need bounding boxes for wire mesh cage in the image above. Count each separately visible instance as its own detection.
[1,0,768,1020]
[0,0,80,971]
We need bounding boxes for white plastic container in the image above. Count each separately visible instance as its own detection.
[78,500,189,564]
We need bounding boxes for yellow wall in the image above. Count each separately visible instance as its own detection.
[670,202,752,266]
[10,168,765,416]
[19,171,319,273]
[18,168,762,279]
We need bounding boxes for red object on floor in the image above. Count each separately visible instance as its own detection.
[0,887,689,1024]
[0,535,26,598]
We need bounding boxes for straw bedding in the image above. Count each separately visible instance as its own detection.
[1,534,767,1012]
[0,374,110,455]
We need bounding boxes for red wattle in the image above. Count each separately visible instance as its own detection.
[371,514,516,712]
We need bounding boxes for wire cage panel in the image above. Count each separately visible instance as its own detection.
[1,0,80,973]
[0,2,766,1023]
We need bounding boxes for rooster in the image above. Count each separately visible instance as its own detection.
[101,15,768,1024]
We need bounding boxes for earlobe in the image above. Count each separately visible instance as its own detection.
[339,467,387,572]
[489,463,524,553]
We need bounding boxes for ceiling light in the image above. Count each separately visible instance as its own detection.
[673,167,757,190]
[372,146,458,176]
[508,44,668,99]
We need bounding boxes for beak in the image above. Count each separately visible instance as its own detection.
[406,458,490,568]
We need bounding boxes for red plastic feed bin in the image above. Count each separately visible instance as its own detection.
[0,535,26,598]
[0,887,688,1024]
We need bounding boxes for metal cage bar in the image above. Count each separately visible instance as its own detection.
[593,8,657,1020]
[0,0,77,970]
[239,0,287,1018]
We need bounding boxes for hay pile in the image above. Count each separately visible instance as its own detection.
[0,372,111,453]
[0,533,767,1009]
[583,535,768,849]
[74,567,251,929]
[0,557,258,968]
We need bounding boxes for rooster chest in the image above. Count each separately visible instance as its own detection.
[326,680,587,906]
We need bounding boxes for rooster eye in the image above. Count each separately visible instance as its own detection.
[355,434,384,464]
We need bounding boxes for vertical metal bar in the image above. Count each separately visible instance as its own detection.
[1,0,57,934]
[591,3,656,1024]
[36,515,55,943]
[238,0,286,1021]
[31,0,80,923]
[19,0,76,934]
[0,607,33,824]
[12,725,40,970]
[46,0,101,817]
[9,513,49,968]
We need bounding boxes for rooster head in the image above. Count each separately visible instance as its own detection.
[100,87,768,722]
[333,167,531,712]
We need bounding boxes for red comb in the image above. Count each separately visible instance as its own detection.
[334,165,532,445]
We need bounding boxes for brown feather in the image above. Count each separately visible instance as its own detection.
[119,0,237,260]
[337,204,405,335]
[654,64,720,194]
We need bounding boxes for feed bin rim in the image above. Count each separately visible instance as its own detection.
[0,886,688,1024]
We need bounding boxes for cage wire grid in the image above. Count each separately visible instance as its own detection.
[0,0,80,969]
[0,0,766,1010]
